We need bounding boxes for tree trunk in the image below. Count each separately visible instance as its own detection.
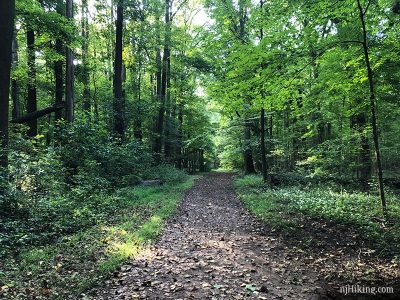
[152,47,163,156]
[357,0,386,214]
[11,31,19,119]
[65,0,74,122]
[54,0,64,121]
[176,103,184,169]
[133,66,143,140]
[260,108,268,182]
[0,0,15,196]
[113,0,125,138]
[26,29,37,137]
[54,40,63,121]
[11,103,65,124]
[161,0,172,158]
[82,0,90,115]
[258,1,267,181]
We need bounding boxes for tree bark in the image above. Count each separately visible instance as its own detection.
[153,47,163,156]
[163,7,172,159]
[357,0,386,214]
[65,0,74,122]
[11,103,65,124]
[259,0,267,181]
[11,31,19,119]
[81,0,90,115]
[158,0,172,159]
[113,0,125,138]
[54,41,64,121]
[0,0,15,196]
[133,57,143,140]
[27,29,37,137]
[176,103,184,169]
[54,0,64,121]
[260,108,268,182]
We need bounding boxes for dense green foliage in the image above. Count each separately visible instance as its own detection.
[1,1,213,297]
[1,0,400,297]
[203,0,400,205]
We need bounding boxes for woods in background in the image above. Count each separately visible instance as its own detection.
[0,0,215,209]
[206,0,400,213]
[1,1,400,298]
[1,0,399,220]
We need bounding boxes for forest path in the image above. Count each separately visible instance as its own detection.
[90,173,327,299]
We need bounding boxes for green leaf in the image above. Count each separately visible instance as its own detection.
[245,284,256,292]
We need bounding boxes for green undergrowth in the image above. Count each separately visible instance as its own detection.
[0,177,195,299]
[235,175,400,257]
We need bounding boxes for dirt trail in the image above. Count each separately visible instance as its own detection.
[90,173,328,299]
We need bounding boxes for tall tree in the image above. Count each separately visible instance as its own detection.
[152,14,164,158]
[54,0,64,121]
[162,0,172,158]
[11,31,20,119]
[113,0,125,138]
[0,0,15,196]
[356,0,386,213]
[65,0,74,122]
[26,28,37,137]
[82,0,91,115]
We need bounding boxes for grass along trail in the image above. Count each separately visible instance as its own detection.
[90,173,330,299]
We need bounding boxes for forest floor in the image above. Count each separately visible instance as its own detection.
[88,173,399,300]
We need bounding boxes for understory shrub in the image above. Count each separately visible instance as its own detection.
[235,175,400,256]
[142,164,189,184]
[0,121,181,259]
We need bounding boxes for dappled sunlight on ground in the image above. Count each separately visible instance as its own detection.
[90,173,327,299]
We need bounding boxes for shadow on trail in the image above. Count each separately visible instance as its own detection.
[90,173,399,300]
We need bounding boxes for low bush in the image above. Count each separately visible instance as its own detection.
[142,164,189,184]
[0,121,187,260]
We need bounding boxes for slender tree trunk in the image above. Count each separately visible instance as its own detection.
[260,108,268,182]
[237,0,255,174]
[82,0,90,115]
[153,47,163,154]
[357,0,386,214]
[113,0,125,138]
[65,0,74,122]
[0,0,15,197]
[176,103,184,169]
[153,8,169,158]
[54,0,64,121]
[164,67,172,159]
[161,0,171,158]
[92,47,99,123]
[133,64,143,140]
[54,41,63,121]
[259,0,267,181]
[27,29,37,137]
[11,32,19,119]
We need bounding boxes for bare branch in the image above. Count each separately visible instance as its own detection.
[171,0,190,20]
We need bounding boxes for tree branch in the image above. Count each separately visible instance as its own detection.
[171,0,190,20]
[11,103,65,124]
[363,0,372,16]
